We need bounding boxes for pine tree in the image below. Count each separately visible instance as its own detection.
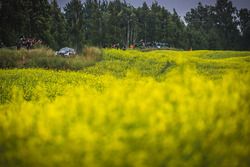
[215,0,239,49]
[64,0,85,52]
[84,0,102,46]
[1,0,30,46]
[150,1,162,42]
[50,0,68,50]
[239,8,250,50]
[27,0,53,46]
[137,2,150,43]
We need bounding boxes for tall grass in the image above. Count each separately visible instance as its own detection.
[83,47,103,62]
[0,47,103,70]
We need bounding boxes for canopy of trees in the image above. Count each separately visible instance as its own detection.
[0,0,249,51]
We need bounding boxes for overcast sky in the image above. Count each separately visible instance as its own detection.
[58,0,250,17]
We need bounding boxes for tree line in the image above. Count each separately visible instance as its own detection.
[1,0,249,51]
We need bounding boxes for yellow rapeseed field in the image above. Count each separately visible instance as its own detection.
[0,49,250,167]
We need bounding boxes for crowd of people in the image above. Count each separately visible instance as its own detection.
[110,40,169,50]
[12,37,168,51]
[17,36,42,50]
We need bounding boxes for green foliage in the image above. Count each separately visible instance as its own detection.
[50,0,69,50]
[185,0,244,50]
[0,0,249,52]
[64,0,85,53]
[238,8,250,50]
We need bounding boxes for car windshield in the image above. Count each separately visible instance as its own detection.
[60,47,71,52]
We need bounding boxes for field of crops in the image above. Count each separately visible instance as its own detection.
[0,49,250,167]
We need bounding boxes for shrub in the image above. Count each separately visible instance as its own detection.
[83,47,103,61]
[0,48,21,68]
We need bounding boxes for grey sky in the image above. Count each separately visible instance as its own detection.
[58,0,250,17]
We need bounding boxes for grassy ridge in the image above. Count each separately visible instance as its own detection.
[0,49,250,167]
[0,47,103,70]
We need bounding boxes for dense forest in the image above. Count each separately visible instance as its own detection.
[0,0,250,51]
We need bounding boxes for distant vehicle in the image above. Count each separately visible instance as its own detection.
[56,47,76,56]
[135,41,169,49]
